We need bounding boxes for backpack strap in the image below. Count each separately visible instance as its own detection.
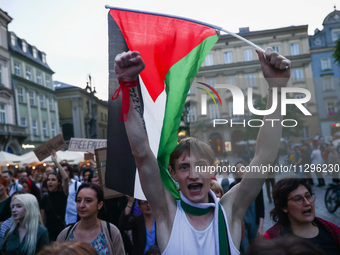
[106,221,112,241]
[74,181,78,191]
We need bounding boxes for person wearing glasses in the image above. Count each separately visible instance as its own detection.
[264,178,340,254]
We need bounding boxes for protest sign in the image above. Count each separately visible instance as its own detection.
[34,134,67,161]
[95,148,122,199]
[68,138,107,153]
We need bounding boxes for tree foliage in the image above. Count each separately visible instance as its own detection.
[333,36,340,67]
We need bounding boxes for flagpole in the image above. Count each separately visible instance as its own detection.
[220,28,265,53]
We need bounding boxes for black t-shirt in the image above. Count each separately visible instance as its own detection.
[305,225,340,255]
[40,190,67,241]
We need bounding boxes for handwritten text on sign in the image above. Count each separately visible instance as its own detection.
[68,138,107,153]
[34,134,67,161]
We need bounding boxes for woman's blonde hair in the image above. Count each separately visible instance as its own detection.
[210,180,224,197]
[37,242,99,255]
[4,194,43,255]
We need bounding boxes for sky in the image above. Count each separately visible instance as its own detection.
[1,0,337,100]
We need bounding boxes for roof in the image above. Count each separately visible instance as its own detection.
[8,32,53,73]
[54,81,79,90]
[323,9,340,25]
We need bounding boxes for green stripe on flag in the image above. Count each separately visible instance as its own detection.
[157,34,219,199]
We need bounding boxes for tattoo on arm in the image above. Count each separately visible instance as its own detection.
[130,87,146,132]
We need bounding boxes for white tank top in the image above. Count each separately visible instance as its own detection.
[162,200,240,255]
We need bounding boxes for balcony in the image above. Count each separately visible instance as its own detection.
[0,124,27,137]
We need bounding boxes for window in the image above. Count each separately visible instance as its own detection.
[321,58,331,71]
[226,76,236,85]
[209,103,220,119]
[46,77,51,88]
[32,120,38,136]
[42,54,46,63]
[101,112,104,121]
[272,45,281,54]
[26,67,32,80]
[186,105,197,123]
[295,94,308,108]
[14,62,21,76]
[331,28,340,42]
[244,49,253,61]
[29,91,35,105]
[290,43,300,55]
[20,117,26,127]
[0,104,6,124]
[246,74,256,87]
[302,127,310,139]
[11,34,16,46]
[228,101,234,117]
[39,95,45,108]
[49,98,54,110]
[293,69,304,82]
[22,41,27,52]
[18,87,24,103]
[205,54,214,66]
[51,123,56,137]
[37,72,42,85]
[33,48,37,58]
[43,121,48,137]
[326,101,337,115]
[322,76,334,91]
[224,52,233,64]
[0,64,2,84]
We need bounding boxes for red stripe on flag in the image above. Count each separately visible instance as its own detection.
[110,9,217,102]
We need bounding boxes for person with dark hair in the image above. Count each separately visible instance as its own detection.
[21,179,41,203]
[40,171,68,241]
[0,177,11,223]
[264,178,340,254]
[57,183,125,255]
[119,196,156,255]
[115,48,290,254]
[1,171,22,196]
[82,168,93,184]
[246,235,325,255]
[229,161,265,253]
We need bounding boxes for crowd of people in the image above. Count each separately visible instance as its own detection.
[0,48,338,254]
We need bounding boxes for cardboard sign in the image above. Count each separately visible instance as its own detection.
[95,147,123,199]
[84,153,95,161]
[68,138,107,153]
[34,134,67,161]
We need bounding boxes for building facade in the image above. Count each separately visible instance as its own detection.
[54,79,108,142]
[0,10,26,154]
[186,25,319,157]
[309,8,340,140]
[9,31,60,153]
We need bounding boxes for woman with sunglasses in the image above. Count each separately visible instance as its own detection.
[264,178,340,254]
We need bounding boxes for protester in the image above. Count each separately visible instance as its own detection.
[328,146,340,181]
[114,47,289,254]
[0,191,25,244]
[37,241,98,255]
[230,161,265,253]
[246,235,325,255]
[57,183,125,255]
[0,177,11,223]
[81,168,93,183]
[40,171,68,241]
[1,171,22,196]
[210,180,224,199]
[0,194,49,254]
[295,144,314,185]
[35,172,44,191]
[264,178,340,254]
[119,196,157,255]
[21,180,41,203]
[54,157,81,226]
[41,166,56,196]
[310,144,325,187]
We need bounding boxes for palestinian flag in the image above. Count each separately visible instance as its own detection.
[106,6,219,199]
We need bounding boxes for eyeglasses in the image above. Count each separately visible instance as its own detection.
[287,193,316,205]
[139,201,149,206]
